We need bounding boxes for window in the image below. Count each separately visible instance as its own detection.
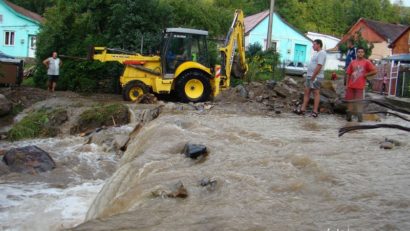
[5,31,15,46]
[271,41,277,51]
[30,36,37,49]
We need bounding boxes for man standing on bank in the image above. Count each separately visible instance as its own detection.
[294,39,326,118]
[43,51,62,92]
[344,40,357,86]
[345,47,377,122]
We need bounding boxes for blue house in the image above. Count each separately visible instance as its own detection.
[245,10,312,65]
[0,0,43,58]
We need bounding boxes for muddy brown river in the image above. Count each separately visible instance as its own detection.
[1,108,409,231]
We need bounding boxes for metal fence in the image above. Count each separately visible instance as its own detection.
[372,61,410,98]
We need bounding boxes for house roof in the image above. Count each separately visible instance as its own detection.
[3,0,44,23]
[363,19,408,42]
[389,26,410,47]
[0,50,15,59]
[244,10,312,42]
[244,10,269,35]
[306,32,340,42]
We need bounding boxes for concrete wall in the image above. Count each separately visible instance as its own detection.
[371,41,392,60]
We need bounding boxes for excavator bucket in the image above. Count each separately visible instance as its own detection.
[231,55,246,79]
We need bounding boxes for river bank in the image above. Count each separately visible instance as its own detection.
[1,83,409,230]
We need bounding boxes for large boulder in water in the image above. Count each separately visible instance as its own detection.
[0,94,12,117]
[2,145,56,174]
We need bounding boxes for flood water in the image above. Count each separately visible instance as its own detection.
[69,111,409,231]
[0,125,133,230]
[1,107,409,231]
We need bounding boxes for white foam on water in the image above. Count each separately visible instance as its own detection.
[0,180,104,231]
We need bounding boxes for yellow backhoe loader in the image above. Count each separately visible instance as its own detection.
[88,9,248,102]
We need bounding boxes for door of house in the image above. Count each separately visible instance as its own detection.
[293,44,307,64]
[28,35,37,58]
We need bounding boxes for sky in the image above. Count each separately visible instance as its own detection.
[391,0,410,6]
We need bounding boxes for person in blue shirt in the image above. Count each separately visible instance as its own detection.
[344,40,357,86]
[345,40,357,69]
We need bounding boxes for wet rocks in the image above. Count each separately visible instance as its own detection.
[380,138,401,149]
[266,80,276,89]
[380,141,394,149]
[2,145,56,174]
[170,181,188,198]
[234,85,248,98]
[136,93,158,104]
[200,177,217,191]
[151,181,188,198]
[0,94,12,116]
[182,143,207,159]
[132,107,161,124]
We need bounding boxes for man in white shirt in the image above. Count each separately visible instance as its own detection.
[43,51,62,92]
[294,39,326,118]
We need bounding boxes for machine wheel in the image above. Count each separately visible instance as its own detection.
[176,71,211,103]
[122,81,149,101]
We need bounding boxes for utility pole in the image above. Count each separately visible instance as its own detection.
[266,0,275,50]
[140,35,144,54]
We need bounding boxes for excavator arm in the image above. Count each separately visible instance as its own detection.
[88,47,160,64]
[219,9,248,89]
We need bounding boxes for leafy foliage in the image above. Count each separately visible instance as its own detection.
[7,0,53,15]
[245,43,281,82]
[23,0,409,92]
[339,31,375,58]
[8,108,66,141]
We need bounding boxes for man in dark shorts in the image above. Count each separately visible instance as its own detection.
[43,51,62,92]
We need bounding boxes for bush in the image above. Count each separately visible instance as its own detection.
[244,44,281,83]
[72,103,129,134]
[21,77,36,87]
[8,108,67,141]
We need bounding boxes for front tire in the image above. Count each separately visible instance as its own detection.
[122,81,149,101]
[176,71,211,103]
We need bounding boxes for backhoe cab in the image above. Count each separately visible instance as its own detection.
[90,10,247,102]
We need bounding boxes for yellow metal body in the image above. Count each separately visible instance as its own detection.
[90,9,247,101]
[93,47,215,95]
[219,9,248,90]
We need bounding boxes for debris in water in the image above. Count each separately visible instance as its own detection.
[182,143,208,159]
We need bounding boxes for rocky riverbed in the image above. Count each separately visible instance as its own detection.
[1,79,409,230]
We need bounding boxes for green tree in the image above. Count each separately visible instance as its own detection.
[8,0,53,15]
[34,0,238,92]
[339,31,374,59]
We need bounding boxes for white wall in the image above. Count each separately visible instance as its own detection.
[325,52,344,70]
[306,32,344,70]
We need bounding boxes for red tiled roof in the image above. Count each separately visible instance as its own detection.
[3,0,44,23]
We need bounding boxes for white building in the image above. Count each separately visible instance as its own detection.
[306,32,344,70]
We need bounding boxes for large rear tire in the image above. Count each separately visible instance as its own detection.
[176,71,211,103]
[122,81,149,101]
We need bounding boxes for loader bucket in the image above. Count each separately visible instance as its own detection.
[231,55,246,79]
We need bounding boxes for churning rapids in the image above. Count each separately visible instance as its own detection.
[1,108,409,231]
